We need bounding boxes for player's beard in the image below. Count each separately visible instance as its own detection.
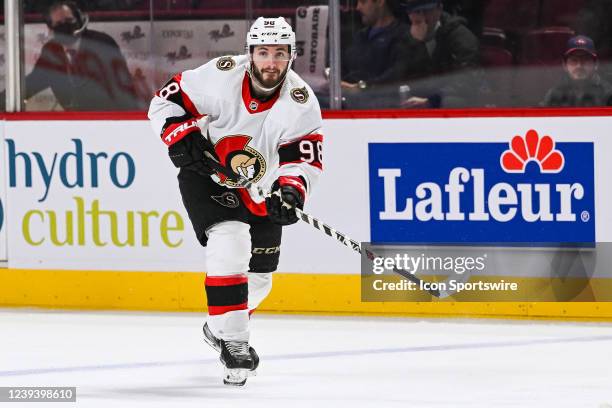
[252,65,287,90]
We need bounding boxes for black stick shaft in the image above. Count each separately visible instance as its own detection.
[295,206,440,297]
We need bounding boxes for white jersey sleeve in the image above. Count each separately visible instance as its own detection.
[274,76,323,201]
[147,60,222,144]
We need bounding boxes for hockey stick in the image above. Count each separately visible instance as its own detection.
[292,204,441,298]
[204,155,442,298]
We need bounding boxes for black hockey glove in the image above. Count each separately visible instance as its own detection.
[162,118,220,176]
[265,178,305,226]
[169,131,220,176]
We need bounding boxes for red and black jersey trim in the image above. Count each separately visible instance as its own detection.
[156,73,204,120]
[279,133,323,170]
[205,274,248,315]
[237,189,268,217]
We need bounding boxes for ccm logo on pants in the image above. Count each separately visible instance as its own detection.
[252,247,280,254]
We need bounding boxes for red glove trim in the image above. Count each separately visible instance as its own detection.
[161,119,199,146]
[278,176,306,201]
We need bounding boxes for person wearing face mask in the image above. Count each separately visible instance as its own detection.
[398,0,481,108]
[542,36,612,107]
[22,1,139,110]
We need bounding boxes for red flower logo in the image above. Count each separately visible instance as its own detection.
[500,129,565,173]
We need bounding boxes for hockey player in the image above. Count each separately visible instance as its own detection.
[148,17,323,386]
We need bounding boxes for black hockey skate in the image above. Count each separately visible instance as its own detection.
[202,323,259,384]
[219,340,257,386]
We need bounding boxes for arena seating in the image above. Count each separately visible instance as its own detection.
[518,26,575,65]
[539,0,587,27]
[483,0,540,34]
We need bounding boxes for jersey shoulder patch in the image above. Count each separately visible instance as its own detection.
[283,71,318,110]
[289,86,309,104]
[216,56,237,71]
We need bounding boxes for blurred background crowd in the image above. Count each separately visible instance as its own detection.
[3,0,612,111]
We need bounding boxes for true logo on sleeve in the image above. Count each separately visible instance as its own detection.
[216,56,236,71]
[290,87,309,104]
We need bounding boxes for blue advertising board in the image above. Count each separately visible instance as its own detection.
[369,130,595,244]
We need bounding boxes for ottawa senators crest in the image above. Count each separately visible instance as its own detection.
[216,56,236,71]
[213,135,266,187]
[290,86,309,104]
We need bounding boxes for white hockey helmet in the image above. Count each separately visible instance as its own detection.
[246,17,297,62]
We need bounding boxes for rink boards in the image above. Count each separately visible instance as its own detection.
[1,112,612,319]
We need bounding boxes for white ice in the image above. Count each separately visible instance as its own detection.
[1,309,611,408]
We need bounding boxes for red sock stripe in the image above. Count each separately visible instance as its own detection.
[208,302,248,316]
[205,274,248,287]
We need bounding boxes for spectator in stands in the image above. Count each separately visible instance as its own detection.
[23,1,139,110]
[542,36,612,107]
[398,0,481,108]
[340,0,410,108]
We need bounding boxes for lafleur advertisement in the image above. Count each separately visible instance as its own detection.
[369,129,596,244]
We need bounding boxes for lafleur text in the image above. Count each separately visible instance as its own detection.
[379,168,584,222]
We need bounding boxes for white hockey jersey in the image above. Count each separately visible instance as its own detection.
[148,55,323,216]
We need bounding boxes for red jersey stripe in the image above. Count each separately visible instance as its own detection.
[173,73,204,120]
[238,188,268,216]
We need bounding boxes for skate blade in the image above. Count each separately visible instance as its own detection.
[203,335,220,353]
[223,368,248,386]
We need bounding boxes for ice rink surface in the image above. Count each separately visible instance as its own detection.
[1,309,611,408]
